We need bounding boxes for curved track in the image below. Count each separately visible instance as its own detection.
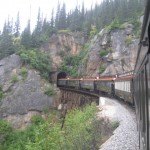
[98,97,139,150]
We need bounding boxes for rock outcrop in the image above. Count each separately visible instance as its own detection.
[84,23,139,77]
[41,32,85,69]
[0,54,53,128]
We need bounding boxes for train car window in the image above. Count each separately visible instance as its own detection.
[129,81,131,92]
[124,82,125,91]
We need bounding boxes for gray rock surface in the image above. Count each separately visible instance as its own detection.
[98,97,139,150]
[0,54,21,85]
[0,54,53,120]
[1,70,52,116]
[84,23,139,77]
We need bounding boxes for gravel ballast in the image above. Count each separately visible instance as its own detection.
[98,97,139,150]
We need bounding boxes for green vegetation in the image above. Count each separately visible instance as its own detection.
[90,25,98,38]
[60,43,89,78]
[11,74,19,83]
[17,49,52,80]
[130,19,141,38]
[125,35,133,47]
[57,50,65,57]
[44,85,55,96]
[112,121,120,129]
[106,20,125,32]
[20,67,28,80]
[99,64,106,74]
[0,103,117,150]
[0,85,4,99]
[58,29,71,33]
[99,48,112,57]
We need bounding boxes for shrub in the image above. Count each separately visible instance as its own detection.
[129,18,141,38]
[31,115,44,125]
[99,65,106,74]
[0,85,4,99]
[44,85,55,96]
[57,51,65,57]
[111,121,119,129]
[20,67,28,80]
[17,49,52,80]
[11,74,19,83]
[0,104,117,150]
[107,19,125,32]
[99,48,112,57]
[90,25,98,38]
[0,120,12,134]
[125,35,132,47]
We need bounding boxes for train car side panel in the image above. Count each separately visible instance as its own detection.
[80,80,94,90]
[96,80,112,94]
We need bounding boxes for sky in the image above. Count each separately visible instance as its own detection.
[0,0,102,32]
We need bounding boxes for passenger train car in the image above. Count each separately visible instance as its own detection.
[57,73,134,105]
[133,0,150,149]
[115,75,134,104]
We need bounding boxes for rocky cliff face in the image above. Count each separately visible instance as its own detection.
[0,54,53,128]
[40,23,139,77]
[41,32,85,70]
[84,23,139,77]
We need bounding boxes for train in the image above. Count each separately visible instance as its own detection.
[133,0,150,149]
[57,71,134,105]
[57,1,150,149]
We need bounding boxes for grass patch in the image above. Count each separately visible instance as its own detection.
[11,74,19,83]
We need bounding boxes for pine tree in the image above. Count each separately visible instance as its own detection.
[59,3,66,29]
[55,1,60,29]
[14,12,20,37]
[21,20,31,49]
[0,20,15,59]
[50,9,54,28]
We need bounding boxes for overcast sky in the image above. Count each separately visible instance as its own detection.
[0,0,102,32]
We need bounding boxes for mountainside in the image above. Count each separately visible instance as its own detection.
[41,21,140,78]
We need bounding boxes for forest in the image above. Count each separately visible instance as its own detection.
[0,0,145,60]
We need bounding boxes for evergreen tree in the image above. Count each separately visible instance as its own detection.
[0,20,15,59]
[59,3,66,29]
[31,8,43,47]
[14,12,20,37]
[50,9,54,28]
[21,20,31,49]
[55,1,60,29]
